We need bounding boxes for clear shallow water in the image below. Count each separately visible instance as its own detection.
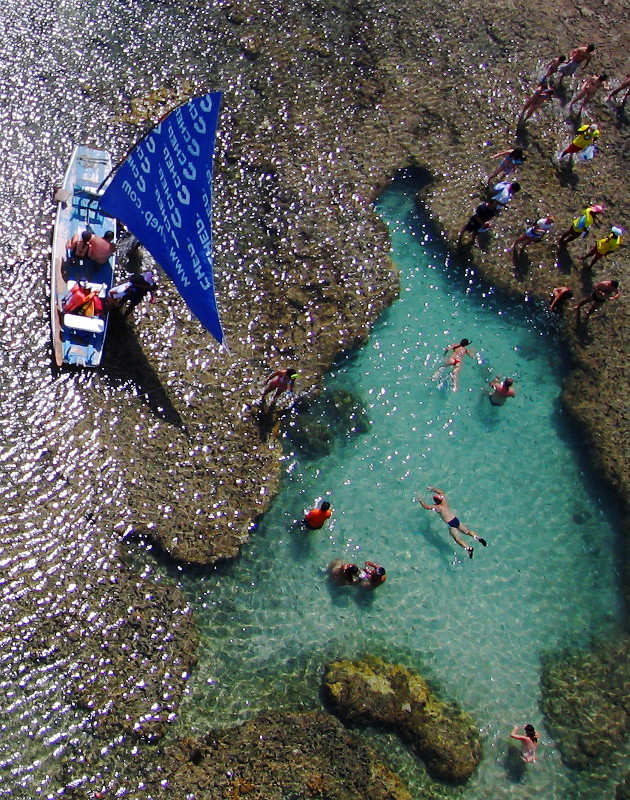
[173,177,626,798]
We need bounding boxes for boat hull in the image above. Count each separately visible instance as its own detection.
[50,145,116,368]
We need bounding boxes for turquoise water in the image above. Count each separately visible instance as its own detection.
[173,176,625,799]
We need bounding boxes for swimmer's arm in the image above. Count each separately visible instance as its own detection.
[426,486,444,495]
[510,726,526,740]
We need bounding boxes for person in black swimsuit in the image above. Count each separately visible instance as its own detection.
[416,487,487,559]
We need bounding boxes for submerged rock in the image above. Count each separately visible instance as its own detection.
[540,635,630,769]
[77,711,414,800]
[324,656,482,783]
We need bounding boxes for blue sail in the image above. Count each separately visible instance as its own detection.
[100,92,224,344]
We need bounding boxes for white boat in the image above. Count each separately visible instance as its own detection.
[50,145,116,367]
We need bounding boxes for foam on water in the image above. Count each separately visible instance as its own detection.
[175,176,626,798]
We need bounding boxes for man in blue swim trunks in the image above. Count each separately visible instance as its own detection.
[416,487,487,559]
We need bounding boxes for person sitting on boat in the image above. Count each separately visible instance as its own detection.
[109,271,157,317]
[62,279,103,317]
[87,230,116,265]
[66,230,93,264]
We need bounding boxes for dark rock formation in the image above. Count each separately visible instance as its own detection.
[59,711,415,800]
[324,656,482,783]
[541,636,630,769]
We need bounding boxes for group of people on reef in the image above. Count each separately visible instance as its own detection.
[459,41,626,323]
[63,230,158,320]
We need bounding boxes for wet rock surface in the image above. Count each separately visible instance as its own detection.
[2,0,629,794]
[324,656,482,783]
[60,711,414,800]
[540,635,630,769]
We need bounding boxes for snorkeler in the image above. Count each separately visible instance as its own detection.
[415,487,486,559]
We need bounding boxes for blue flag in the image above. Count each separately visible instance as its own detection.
[100,92,224,344]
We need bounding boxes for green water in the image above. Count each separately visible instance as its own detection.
[174,176,625,799]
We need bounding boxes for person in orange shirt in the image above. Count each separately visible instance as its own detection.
[303,500,332,529]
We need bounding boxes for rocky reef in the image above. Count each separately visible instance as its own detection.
[324,656,482,783]
[540,635,630,769]
[59,711,414,800]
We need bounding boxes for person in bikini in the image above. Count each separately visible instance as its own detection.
[261,367,298,409]
[510,724,539,763]
[433,339,475,391]
[416,487,486,559]
[489,377,515,406]
[557,43,595,84]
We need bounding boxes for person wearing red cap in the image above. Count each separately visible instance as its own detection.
[557,204,606,249]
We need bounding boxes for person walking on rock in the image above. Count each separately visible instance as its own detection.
[416,487,486,559]
[486,147,526,184]
[511,216,554,253]
[569,73,608,115]
[458,200,499,247]
[492,181,521,211]
[518,84,555,125]
[574,279,621,318]
[607,71,630,104]
[557,43,595,84]
[559,123,600,162]
[581,226,623,269]
[557,204,605,249]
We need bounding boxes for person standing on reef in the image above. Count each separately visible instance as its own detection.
[433,338,475,391]
[559,123,600,162]
[510,724,539,763]
[574,280,621,317]
[581,226,623,269]
[458,199,499,248]
[517,84,555,125]
[607,70,630,104]
[491,180,521,211]
[303,500,332,530]
[489,377,516,406]
[486,147,526,184]
[540,54,566,87]
[511,216,554,253]
[415,487,487,559]
[557,43,595,84]
[557,204,605,249]
[261,367,298,409]
[569,73,608,114]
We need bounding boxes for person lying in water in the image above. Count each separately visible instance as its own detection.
[415,487,486,559]
[433,339,475,391]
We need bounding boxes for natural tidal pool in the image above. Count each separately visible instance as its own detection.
[171,175,626,799]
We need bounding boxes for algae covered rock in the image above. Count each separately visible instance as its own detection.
[541,636,630,769]
[324,656,482,783]
[136,711,413,800]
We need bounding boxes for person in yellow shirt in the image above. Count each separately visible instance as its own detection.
[557,203,605,249]
[582,226,623,268]
[559,123,600,161]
